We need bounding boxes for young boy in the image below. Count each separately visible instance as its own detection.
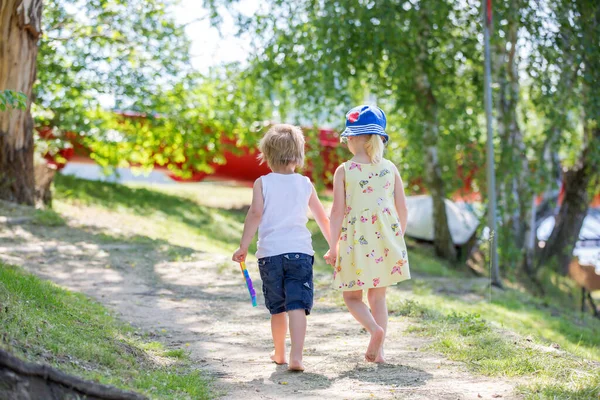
[232,124,331,371]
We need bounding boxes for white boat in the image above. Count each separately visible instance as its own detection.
[537,209,600,272]
[404,195,480,246]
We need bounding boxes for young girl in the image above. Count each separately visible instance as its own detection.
[232,124,331,372]
[325,105,410,363]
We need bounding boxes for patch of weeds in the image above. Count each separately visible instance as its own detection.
[137,369,210,399]
[411,279,433,296]
[445,312,489,336]
[388,299,438,319]
[0,262,211,399]
[32,209,66,227]
[54,173,247,255]
[166,246,195,262]
[164,349,187,359]
[406,306,599,399]
[406,245,465,277]
[520,371,600,400]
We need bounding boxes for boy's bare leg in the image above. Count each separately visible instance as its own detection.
[288,309,306,371]
[343,290,384,362]
[270,312,287,364]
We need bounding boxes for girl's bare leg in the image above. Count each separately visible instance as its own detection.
[343,289,384,362]
[367,287,388,363]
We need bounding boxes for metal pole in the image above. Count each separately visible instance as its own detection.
[483,0,502,288]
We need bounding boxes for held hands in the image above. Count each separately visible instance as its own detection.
[232,247,247,263]
[324,248,337,267]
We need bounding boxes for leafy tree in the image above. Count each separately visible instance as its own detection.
[35,0,278,180]
[37,0,192,132]
[206,0,485,262]
[0,91,28,112]
[2,0,260,203]
[536,0,600,273]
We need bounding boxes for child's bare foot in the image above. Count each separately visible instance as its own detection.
[374,348,386,363]
[270,351,287,365]
[288,359,305,372]
[365,326,385,362]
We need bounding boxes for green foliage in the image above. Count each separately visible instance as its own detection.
[54,173,248,254]
[445,312,489,336]
[0,90,27,111]
[0,263,211,399]
[397,298,599,399]
[36,0,274,177]
[388,281,600,361]
[32,209,66,227]
[38,0,191,123]
[205,0,485,193]
[48,174,600,398]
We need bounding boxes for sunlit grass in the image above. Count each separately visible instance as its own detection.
[0,263,210,399]
[49,174,600,399]
[32,208,66,226]
[390,296,600,399]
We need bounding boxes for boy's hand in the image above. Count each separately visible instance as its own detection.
[232,247,247,263]
[324,249,337,267]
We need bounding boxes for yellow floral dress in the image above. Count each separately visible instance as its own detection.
[333,159,410,291]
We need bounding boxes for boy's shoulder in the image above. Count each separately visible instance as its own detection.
[297,173,313,186]
[260,172,312,185]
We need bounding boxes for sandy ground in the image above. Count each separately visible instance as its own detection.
[0,212,519,399]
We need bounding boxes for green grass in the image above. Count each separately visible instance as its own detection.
[53,174,461,275]
[0,263,210,399]
[54,174,247,255]
[386,291,600,399]
[388,281,600,361]
[49,174,600,399]
[402,305,599,399]
[32,208,66,226]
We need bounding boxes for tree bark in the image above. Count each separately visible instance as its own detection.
[537,0,600,274]
[539,127,599,274]
[414,10,457,262]
[0,0,43,205]
[421,104,457,262]
[494,1,535,273]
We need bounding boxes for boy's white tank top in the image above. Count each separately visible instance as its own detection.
[256,173,314,259]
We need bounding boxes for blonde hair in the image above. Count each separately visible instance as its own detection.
[258,124,305,169]
[365,134,385,164]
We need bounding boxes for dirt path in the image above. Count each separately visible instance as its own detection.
[1,218,519,399]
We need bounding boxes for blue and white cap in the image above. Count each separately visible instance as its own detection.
[340,105,389,143]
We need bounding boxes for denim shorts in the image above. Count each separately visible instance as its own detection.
[257,253,314,315]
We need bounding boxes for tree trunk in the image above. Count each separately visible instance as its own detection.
[415,74,457,262]
[539,127,599,274]
[424,118,457,262]
[413,8,456,262]
[0,0,43,205]
[494,1,534,273]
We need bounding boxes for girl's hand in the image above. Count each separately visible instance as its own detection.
[232,247,247,263]
[324,248,337,267]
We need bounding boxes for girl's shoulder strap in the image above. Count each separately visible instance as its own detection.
[341,161,352,175]
[384,158,396,170]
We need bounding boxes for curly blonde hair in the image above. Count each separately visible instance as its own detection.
[258,124,305,169]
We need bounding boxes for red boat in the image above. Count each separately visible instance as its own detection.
[37,123,345,188]
[37,115,600,206]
